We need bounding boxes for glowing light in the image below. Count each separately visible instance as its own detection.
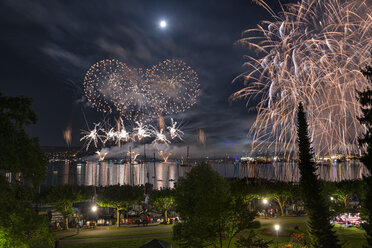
[232,0,372,159]
[274,224,280,231]
[92,206,97,212]
[263,199,268,204]
[160,20,167,28]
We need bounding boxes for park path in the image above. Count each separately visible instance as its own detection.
[57,216,308,245]
[55,223,173,239]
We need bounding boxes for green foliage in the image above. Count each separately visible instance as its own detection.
[231,179,300,217]
[150,188,175,223]
[236,230,272,248]
[0,93,47,186]
[0,93,53,247]
[324,180,363,214]
[97,184,144,210]
[40,185,92,230]
[0,176,53,247]
[359,63,372,247]
[173,162,263,248]
[97,185,144,227]
[297,103,340,248]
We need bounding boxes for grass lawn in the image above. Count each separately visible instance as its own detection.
[60,237,178,248]
[59,219,367,248]
[257,223,367,248]
[63,229,172,240]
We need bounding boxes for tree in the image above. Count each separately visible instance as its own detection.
[0,93,48,186]
[40,185,92,230]
[359,63,372,247]
[265,182,296,217]
[0,93,53,247]
[0,176,53,248]
[174,162,263,248]
[97,185,144,227]
[296,103,340,248]
[150,188,175,224]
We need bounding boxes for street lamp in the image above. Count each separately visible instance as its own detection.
[330,196,334,201]
[274,224,280,248]
[263,199,268,204]
[91,206,97,212]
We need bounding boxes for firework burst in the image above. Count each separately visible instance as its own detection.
[145,59,200,116]
[167,118,184,140]
[83,59,200,121]
[80,123,104,151]
[133,121,151,141]
[232,0,372,158]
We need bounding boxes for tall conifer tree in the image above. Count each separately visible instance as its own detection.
[359,64,372,247]
[297,103,340,248]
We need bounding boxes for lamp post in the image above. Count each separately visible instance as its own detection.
[263,199,268,218]
[274,224,280,248]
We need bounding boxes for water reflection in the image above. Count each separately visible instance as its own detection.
[45,160,369,189]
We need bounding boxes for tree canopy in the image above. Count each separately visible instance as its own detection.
[150,188,175,224]
[174,162,264,248]
[97,184,144,227]
[0,93,47,186]
[40,185,93,230]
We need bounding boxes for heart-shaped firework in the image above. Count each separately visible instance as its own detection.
[83,59,200,121]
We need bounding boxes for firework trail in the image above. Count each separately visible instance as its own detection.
[116,118,130,143]
[167,118,184,140]
[232,0,372,158]
[80,123,104,151]
[197,128,206,146]
[63,125,72,147]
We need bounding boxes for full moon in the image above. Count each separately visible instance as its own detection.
[160,20,167,28]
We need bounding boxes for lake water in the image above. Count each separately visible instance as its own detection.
[45,160,369,189]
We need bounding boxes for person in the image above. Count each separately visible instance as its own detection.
[76,222,80,235]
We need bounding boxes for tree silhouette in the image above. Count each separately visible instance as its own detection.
[297,103,340,248]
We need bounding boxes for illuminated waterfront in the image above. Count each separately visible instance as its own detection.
[45,159,369,189]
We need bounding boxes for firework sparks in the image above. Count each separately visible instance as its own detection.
[83,59,200,121]
[96,150,108,162]
[80,123,104,151]
[151,125,171,145]
[127,150,140,162]
[159,151,172,163]
[146,59,200,116]
[116,118,130,143]
[133,121,151,141]
[103,127,117,144]
[167,118,184,140]
[232,0,372,158]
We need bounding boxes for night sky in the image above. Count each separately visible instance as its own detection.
[0,0,284,156]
